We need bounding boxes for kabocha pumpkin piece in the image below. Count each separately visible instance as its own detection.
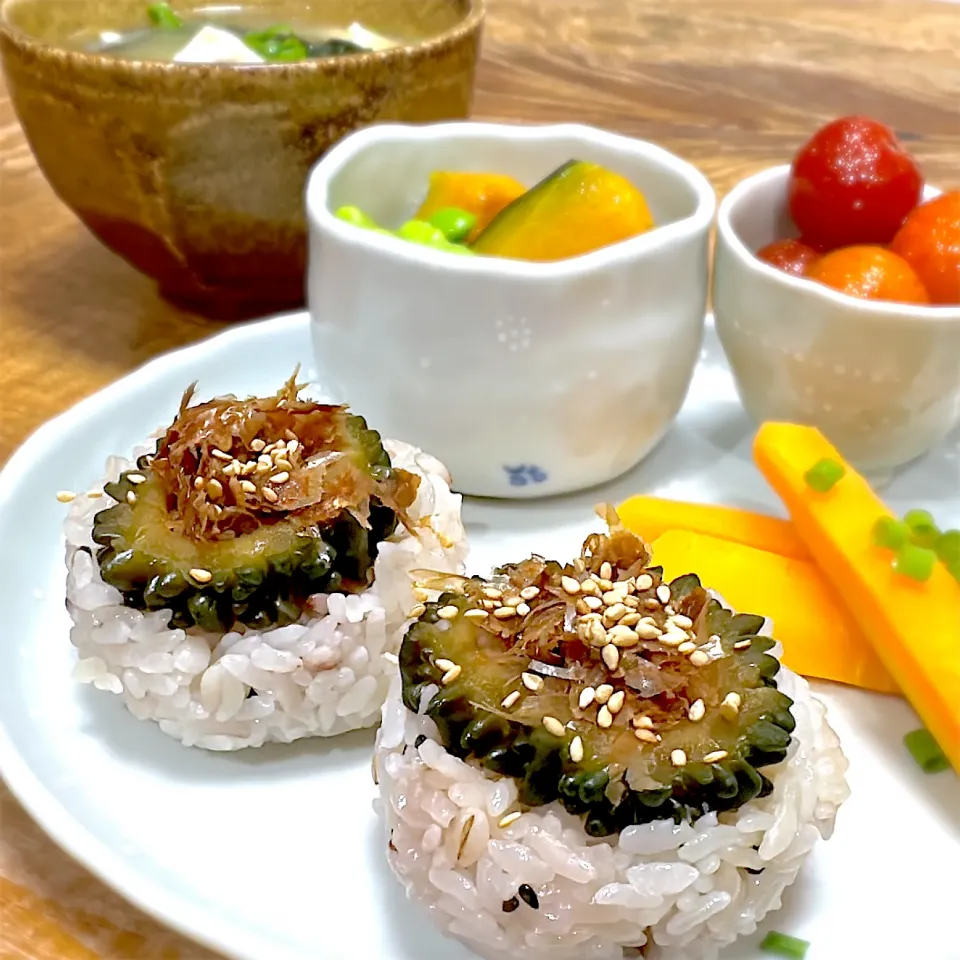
[414,171,527,241]
[651,529,898,694]
[471,160,655,261]
[63,373,467,750]
[618,494,810,561]
[754,422,960,774]
[377,507,849,960]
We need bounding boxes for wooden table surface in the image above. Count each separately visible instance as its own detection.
[1,0,959,955]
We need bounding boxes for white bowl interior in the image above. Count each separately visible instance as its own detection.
[322,130,704,231]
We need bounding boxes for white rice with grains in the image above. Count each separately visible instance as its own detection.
[375,628,850,960]
[64,438,466,750]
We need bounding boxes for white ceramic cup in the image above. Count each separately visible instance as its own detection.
[714,165,960,472]
[305,122,715,498]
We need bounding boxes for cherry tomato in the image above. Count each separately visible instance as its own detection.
[806,246,929,304]
[756,239,821,276]
[788,116,923,250]
[890,191,960,305]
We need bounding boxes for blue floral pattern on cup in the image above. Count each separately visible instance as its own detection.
[504,465,548,487]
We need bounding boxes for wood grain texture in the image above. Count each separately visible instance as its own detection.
[1,0,959,955]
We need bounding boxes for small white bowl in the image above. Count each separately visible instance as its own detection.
[305,121,715,498]
[714,165,960,472]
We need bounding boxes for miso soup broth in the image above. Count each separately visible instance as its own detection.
[72,3,404,64]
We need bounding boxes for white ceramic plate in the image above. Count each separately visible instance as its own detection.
[0,313,958,960]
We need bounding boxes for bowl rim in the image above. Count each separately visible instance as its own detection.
[717,163,960,321]
[304,121,717,279]
[0,0,484,75]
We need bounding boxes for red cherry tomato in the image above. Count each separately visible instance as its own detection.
[756,239,821,276]
[788,116,923,250]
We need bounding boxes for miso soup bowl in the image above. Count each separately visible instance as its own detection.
[0,0,483,320]
[306,122,715,499]
[714,165,960,472]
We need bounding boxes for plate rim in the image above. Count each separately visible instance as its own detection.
[0,310,310,960]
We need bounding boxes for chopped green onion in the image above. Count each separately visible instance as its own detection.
[428,206,478,244]
[335,206,379,229]
[935,529,960,565]
[892,544,937,582]
[147,2,183,29]
[244,25,309,62]
[804,458,845,493]
[903,728,950,774]
[760,931,810,959]
[872,516,910,551]
[903,508,940,548]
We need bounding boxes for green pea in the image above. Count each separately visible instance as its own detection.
[427,206,478,244]
[335,206,379,230]
[396,219,447,246]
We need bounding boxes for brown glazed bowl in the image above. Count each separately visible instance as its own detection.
[0,0,483,320]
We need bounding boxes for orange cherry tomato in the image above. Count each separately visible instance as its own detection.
[889,191,960,305]
[806,245,930,304]
[757,239,821,276]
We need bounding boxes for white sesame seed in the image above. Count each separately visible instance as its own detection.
[690,650,711,667]
[636,622,662,640]
[498,812,522,829]
[464,608,488,621]
[127,473,146,484]
[576,599,591,616]
[210,449,232,461]
[595,683,614,704]
[213,505,223,516]
[599,562,613,581]
[124,490,136,505]
[602,643,620,671]
[438,605,459,620]
[521,672,544,692]
[256,462,270,474]
[583,595,603,611]
[441,665,462,685]
[482,586,502,600]
[656,585,671,604]
[515,602,531,616]
[622,595,640,609]
[543,716,565,737]
[263,487,279,503]
[619,612,642,627]
[250,438,266,452]
[724,692,742,708]
[493,606,515,620]
[86,490,103,499]
[734,639,753,650]
[585,620,608,646]
[677,641,697,654]
[604,602,629,623]
[561,576,581,595]
[659,632,685,647]
[580,578,600,597]
[258,454,273,467]
[408,604,426,618]
[635,728,659,744]
[56,490,77,503]
[607,690,626,714]
[569,736,584,763]
[670,749,688,767]
[578,687,596,709]
[189,567,213,584]
[413,587,429,602]
[239,479,257,494]
[594,577,614,592]
[670,614,694,630]
[635,574,654,591]
[382,651,399,665]
[597,705,613,728]
[608,625,639,648]
[520,586,540,601]
[206,478,223,499]
[482,599,498,610]
[634,715,655,730]
[194,476,204,489]
[222,462,238,477]
[269,471,290,484]
[274,457,294,472]
[688,699,706,722]
[435,658,456,672]
[664,605,676,616]
[501,690,521,709]
[703,750,729,764]
[500,594,519,608]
